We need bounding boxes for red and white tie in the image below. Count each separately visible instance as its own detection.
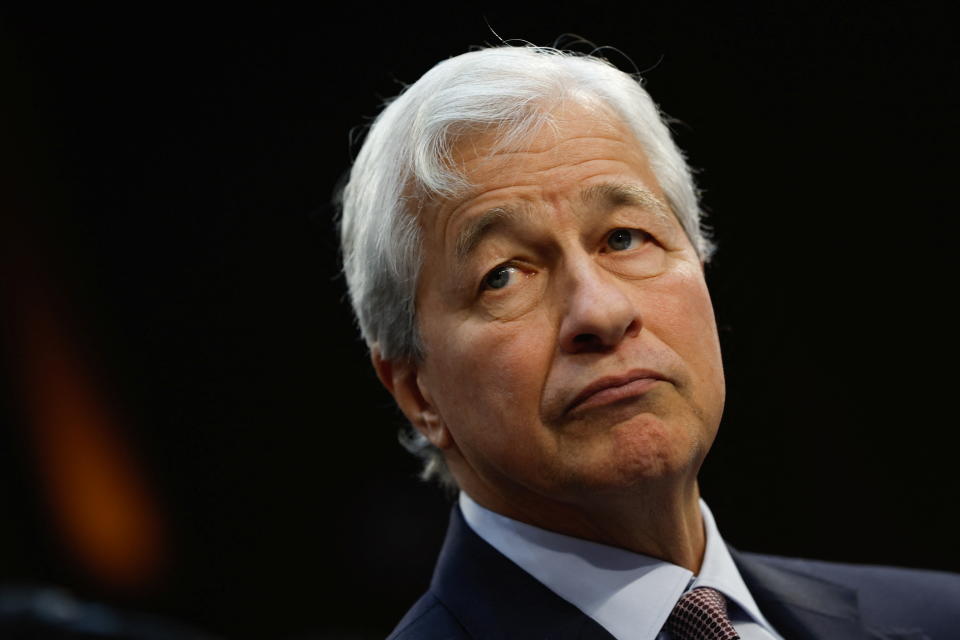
[665,587,740,640]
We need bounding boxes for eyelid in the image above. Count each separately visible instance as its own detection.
[601,228,651,251]
[478,259,541,295]
[478,262,516,293]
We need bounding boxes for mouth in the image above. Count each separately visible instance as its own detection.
[566,369,667,414]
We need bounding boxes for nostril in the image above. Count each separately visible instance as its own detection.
[571,333,609,352]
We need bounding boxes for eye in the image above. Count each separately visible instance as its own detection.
[482,264,517,291]
[606,228,648,251]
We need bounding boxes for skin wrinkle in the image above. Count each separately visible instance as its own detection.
[437,136,627,244]
[455,183,674,266]
[455,206,524,263]
[450,195,685,313]
[439,159,667,285]
[579,182,668,213]
[386,103,723,571]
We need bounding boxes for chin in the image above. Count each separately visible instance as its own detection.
[553,412,706,495]
[607,413,705,483]
[624,414,701,467]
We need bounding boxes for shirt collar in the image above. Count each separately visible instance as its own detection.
[693,500,778,633]
[459,492,776,640]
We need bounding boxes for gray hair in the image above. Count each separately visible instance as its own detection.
[338,45,712,487]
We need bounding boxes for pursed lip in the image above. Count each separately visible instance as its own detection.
[566,369,667,414]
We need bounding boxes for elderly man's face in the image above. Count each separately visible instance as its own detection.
[392,102,724,510]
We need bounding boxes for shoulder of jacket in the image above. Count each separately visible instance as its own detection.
[741,552,960,592]
[740,551,960,636]
[387,592,470,640]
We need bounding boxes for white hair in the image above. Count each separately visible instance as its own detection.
[338,45,713,486]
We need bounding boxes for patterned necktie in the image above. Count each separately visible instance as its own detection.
[665,587,740,640]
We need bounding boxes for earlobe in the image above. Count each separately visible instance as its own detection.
[370,346,452,450]
[370,346,398,395]
[414,372,452,449]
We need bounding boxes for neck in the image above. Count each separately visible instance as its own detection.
[462,476,706,573]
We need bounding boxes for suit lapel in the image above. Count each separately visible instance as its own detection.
[730,548,925,640]
[428,509,926,640]
[430,506,615,640]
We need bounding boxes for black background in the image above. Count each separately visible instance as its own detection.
[1,3,958,638]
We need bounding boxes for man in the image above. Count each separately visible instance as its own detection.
[338,45,959,640]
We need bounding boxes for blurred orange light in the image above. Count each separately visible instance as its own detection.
[6,249,168,592]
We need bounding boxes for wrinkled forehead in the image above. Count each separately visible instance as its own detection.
[452,97,633,175]
[407,105,688,311]
[412,98,658,225]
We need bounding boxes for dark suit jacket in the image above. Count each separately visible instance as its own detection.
[388,507,960,640]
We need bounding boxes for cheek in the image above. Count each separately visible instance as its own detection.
[649,267,725,398]
[425,312,555,433]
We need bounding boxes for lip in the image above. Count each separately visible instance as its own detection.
[566,369,667,414]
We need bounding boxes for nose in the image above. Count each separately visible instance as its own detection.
[557,258,641,354]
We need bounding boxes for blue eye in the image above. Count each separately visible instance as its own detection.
[607,228,645,251]
[483,265,515,290]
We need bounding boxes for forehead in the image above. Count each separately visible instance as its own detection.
[448,102,653,191]
[420,102,671,250]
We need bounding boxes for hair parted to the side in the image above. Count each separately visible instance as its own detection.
[338,44,713,488]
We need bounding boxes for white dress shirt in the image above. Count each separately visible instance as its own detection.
[459,492,782,640]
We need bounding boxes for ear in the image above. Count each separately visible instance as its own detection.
[371,346,452,450]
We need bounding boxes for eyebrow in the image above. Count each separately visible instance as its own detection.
[452,182,673,263]
[579,183,673,222]
[454,205,525,262]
